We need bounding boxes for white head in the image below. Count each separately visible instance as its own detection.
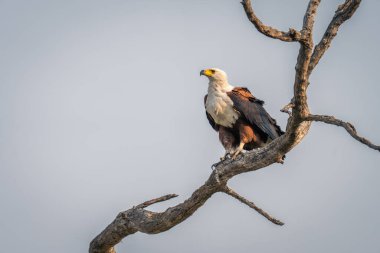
[200,68,228,83]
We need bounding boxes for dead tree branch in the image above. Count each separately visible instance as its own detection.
[222,186,284,225]
[308,0,361,76]
[90,1,367,252]
[136,194,178,208]
[306,114,380,152]
[241,0,301,42]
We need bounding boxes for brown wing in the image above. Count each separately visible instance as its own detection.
[227,87,284,140]
[204,95,219,131]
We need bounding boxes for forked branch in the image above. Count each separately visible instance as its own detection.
[90,167,283,253]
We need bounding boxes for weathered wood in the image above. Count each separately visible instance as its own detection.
[222,186,284,225]
[306,114,380,152]
[308,0,361,76]
[89,1,367,253]
[241,0,301,42]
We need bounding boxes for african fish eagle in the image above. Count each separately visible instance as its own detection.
[200,68,284,160]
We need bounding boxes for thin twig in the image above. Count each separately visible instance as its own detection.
[280,99,295,116]
[136,194,178,209]
[306,114,380,152]
[222,186,284,226]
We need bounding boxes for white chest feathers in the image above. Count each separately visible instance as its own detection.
[206,89,239,128]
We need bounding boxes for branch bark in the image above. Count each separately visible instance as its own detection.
[89,1,368,252]
[308,0,361,76]
[306,114,380,152]
[221,186,284,225]
[241,0,301,42]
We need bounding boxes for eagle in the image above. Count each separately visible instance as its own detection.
[200,68,284,160]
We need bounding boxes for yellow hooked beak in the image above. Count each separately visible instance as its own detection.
[200,69,213,77]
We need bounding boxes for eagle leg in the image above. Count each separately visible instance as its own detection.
[231,142,245,160]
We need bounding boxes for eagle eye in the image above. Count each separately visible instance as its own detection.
[210,69,215,74]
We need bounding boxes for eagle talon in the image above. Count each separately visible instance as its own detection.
[212,152,235,169]
[231,153,240,160]
[220,152,231,161]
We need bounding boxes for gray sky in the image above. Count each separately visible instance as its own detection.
[0,0,379,252]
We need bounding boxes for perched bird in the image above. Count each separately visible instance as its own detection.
[200,68,284,160]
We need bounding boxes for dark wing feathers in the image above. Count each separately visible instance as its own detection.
[234,87,265,105]
[204,95,219,131]
[227,87,283,140]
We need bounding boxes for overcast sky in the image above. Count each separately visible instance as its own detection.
[1,0,380,252]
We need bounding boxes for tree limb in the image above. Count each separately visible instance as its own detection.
[89,172,220,253]
[89,144,289,253]
[308,0,361,76]
[306,114,380,152]
[302,0,321,36]
[241,0,301,42]
[222,186,284,225]
[290,0,320,119]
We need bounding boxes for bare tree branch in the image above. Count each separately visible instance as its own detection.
[280,98,295,116]
[290,0,320,119]
[89,1,367,252]
[302,0,321,36]
[89,147,286,253]
[222,186,284,226]
[136,194,178,209]
[306,114,380,152]
[308,0,361,76]
[241,0,301,42]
